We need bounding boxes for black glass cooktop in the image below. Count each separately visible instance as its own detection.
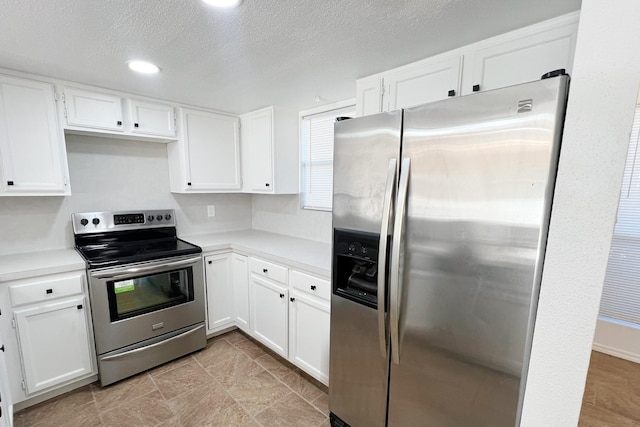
[74,227,202,269]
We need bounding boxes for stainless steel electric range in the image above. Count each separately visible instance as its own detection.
[72,209,206,386]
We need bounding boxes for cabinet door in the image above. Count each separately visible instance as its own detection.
[289,291,330,385]
[183,108,241,191]
[461,22,578,95]
[242,108,274,193]
[63,87,124,131]
[0,328,11,427]
[0,75,67,195]
[386,56,462,111]
[232,254,250,333]
[205,253,234,333]
[14,295,93,395]
[356,76,383,117]
[250,275,287,357]
[129,100,176,137]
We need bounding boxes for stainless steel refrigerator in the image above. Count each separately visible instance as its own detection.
[329,75,569,427]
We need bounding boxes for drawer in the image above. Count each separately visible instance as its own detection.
[250,257,288,284]
[290,270,330,300]
[9,273,84,307]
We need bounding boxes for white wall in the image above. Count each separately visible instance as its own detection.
[0,134,252,255]
[520,1,640,425]
[251,194,332,243]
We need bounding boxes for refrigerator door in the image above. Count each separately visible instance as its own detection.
[388,76,568,426]
[332,111,402,234]
[329,111,402,427]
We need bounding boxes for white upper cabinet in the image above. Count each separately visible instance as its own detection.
[0,74,69,196]
[241,106,299,194]
[355,76,384,117]
[355,12,579,116]
[62,87,124,132]
[168,107,241,193]
[128,99,176,137]
[386,55,462,111]
[461,16,578,95]
[61,87,178,142]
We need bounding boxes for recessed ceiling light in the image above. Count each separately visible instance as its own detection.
[202,0,242,8]
[127,60,160,74]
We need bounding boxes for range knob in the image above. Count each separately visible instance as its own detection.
[92,218,100,225]
[147,215,154,221]
[165,214,172,220]
[156,215,163,221]
[80,218,88,226]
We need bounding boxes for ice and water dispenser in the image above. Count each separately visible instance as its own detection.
[332,229,383,309]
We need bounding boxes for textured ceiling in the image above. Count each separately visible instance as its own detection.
[0,0,581,114]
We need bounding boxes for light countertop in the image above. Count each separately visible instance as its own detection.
[0,230,331,283]
[0,249,86,283]
[180,230,331,278]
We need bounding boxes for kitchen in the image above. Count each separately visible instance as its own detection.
[0,0,639,426]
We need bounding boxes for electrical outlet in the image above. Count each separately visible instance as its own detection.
[207,205,216,217]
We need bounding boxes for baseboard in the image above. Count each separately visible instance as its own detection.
[593,316,640,363]
[592,342,640,364]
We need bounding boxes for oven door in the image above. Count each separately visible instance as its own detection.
[89,255,205,355]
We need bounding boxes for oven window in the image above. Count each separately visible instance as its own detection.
[106,268,194,321]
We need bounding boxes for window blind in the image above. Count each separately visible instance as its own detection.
[600,105,640,324]
[301,105,355,211]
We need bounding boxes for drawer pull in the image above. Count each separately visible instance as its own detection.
[310,285,316,291]
[77,304,83,310]
[290,297,295,302]
[263,268,268,273]
[0,345,4,352]
[279,293,284,298]
[46,289,53,294]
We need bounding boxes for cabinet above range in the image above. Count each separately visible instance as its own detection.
[60,86,178,141]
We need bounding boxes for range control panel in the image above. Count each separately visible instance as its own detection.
[72,210,176,234]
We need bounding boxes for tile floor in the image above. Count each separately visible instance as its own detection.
[579,350,640,426]
[14,330,329,427]
[18,339,634,426]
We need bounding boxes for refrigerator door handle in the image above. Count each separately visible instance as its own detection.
[377,158,397,357]
[390,157,410,365]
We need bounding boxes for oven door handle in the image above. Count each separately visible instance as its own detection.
[91,256,202,280]
[100,324,204,362]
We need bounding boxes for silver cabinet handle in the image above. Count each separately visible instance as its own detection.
[390,158,410,365]
[101,325,204,361]
[92,256,201,280]
[378,158,397,358]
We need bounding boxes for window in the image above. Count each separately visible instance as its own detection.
[300,102,355,211]
[599,104,640,325]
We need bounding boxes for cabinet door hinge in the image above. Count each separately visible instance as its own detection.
[61,92,68,117]
[54,92,59,102]
[380,78,385,95]
[11,318,15,328]
[21,381,26,390]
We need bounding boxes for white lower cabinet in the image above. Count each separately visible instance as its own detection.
[14,295,93,394]
[204,253,235,334]
[232,254,250,333]
[250,275,288,358]
[1,271,96,402]
[0,329,12,427]
[288,290,330,384]
[204,252,331,385]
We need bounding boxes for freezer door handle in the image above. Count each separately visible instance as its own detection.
[377,158,397,357]
[390,157,410,365]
